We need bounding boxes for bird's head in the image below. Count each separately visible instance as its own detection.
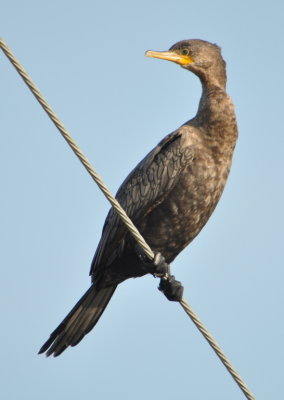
[146,39,227,88]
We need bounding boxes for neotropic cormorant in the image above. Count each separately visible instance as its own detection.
[39,39,238,357]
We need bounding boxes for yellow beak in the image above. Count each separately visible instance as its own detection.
[145,50,192,66]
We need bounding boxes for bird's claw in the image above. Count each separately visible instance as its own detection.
[159,275,184,302]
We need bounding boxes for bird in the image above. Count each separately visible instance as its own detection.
[39,39,238,357]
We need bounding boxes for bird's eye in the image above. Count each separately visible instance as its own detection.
[181,48,189,56]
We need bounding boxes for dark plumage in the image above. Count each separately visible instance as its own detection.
[39,39,238,357]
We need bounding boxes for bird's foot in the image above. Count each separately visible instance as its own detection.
[135,246,184,302]
[135,246,169,277]
[158,275,184,302]
[150,252,170,278]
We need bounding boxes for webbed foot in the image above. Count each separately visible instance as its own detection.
[135,247,169,277]
[159,275,184,302]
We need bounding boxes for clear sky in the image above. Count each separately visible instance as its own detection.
[1,1,283,399]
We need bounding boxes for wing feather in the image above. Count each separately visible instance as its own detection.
[90,129,194,276]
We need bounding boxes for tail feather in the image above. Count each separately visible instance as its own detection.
[38,284,117,357]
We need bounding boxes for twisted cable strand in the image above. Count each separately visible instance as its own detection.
[180,299,255,400]
[0,37,255,400]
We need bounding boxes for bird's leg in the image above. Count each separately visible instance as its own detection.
[135,245,184,301]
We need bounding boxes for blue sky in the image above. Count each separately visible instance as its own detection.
[1,1,283,399]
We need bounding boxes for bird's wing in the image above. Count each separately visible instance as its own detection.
[90,128,194,275]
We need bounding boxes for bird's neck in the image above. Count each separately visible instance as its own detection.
[188,82,238,156]
[194,83,234,130]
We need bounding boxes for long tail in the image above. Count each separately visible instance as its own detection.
[38,284,117,357]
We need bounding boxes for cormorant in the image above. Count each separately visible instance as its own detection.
[39,39,238,357]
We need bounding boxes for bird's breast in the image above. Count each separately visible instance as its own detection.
[138,148,233,262]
